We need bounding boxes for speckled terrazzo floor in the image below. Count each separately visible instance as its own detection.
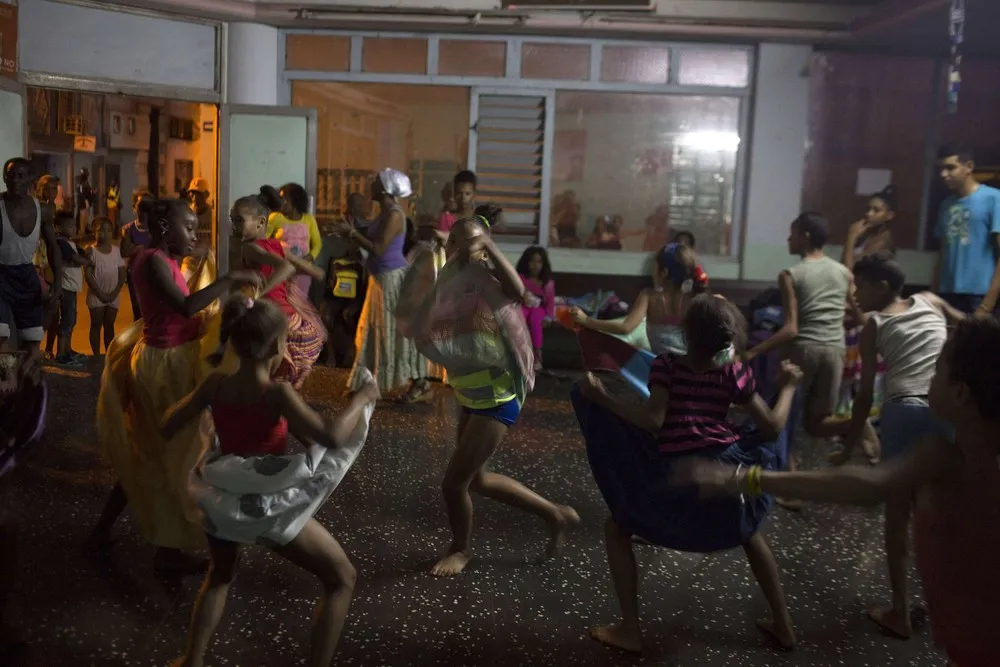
[5,361,945,666]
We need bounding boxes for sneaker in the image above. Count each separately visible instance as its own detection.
[70,350,87,360]
[55,355,84,368]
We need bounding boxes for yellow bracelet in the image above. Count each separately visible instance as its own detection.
[745,465,763,497]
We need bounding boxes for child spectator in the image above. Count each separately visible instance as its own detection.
[437,182,458,234]
[452,170,477,224]
[322,244,366,368]
[743,213,852,502]
[53,211,91,367]
[516,246,555,371]
[84,217,127,356]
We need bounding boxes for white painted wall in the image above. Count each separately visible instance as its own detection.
[741,43,812,279]
[19,0,218,93]
[226,22,280,105]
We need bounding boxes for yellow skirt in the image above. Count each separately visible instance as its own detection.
[96,255,236,551]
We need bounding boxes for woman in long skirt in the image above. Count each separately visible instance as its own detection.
[339,169,430,401]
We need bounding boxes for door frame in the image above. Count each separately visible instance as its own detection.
[467,87,555,247]
[217,104,318,273]
[0,77,29,157]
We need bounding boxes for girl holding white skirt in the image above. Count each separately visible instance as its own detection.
[163,295,378,667]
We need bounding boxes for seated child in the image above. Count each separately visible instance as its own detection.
[164,295,378,667]
[516,246,555,371]
[572,295,801,653]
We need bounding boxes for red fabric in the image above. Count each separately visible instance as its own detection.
[130,248,201,348]
[212,400,289,457]
[253,238,295,317]
[913,444,1000,664]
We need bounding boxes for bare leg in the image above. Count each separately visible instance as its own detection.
[103,307,118,353]
[270,520,357,667]
[432,413,575,576]
[590,516,643,653]
[743,533,796,649]
[87,481,127,551]
[88,306,104,356]
[868,496,913,639]
[171,536,241,667]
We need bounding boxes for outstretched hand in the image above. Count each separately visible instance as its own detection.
[777,360,803,387]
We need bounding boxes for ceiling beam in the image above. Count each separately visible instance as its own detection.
[850,0,950,35]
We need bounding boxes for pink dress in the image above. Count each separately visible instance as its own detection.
[520,276,555,350]
[274,221,313,297]
[86,244,126,309]
[438,211,457,233]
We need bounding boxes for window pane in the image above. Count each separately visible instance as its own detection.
[285,35,350,72]
[362,38,428,75]
[549,92,740,256]
[291,82,469,223]
[601,45,669,84]
[678,48,750,87]
[801,52,935,250]
[439,40,506,77]
[521,43,590,81]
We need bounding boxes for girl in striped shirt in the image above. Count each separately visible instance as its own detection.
[572,294,802,653]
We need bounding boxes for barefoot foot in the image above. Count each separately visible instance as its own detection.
[589,623,642,653]
[756,618,796,651]
[867,606,912,639]
[545,505,581,559]
[430,551,472,577]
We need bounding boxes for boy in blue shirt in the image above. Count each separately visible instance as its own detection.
[933,147,1000,317]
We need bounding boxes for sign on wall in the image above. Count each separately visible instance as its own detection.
[0,1,17,79]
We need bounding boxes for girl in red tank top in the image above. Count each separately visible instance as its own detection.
[163,294,378,667]
[677,318,1000,667]
[220,191,327,388]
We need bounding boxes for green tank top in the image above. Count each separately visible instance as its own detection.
[787,256,850,348]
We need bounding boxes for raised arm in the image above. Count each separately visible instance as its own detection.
[921,290,968,326]
[145,252,246,318]
[482,236,525,303]
[744,271,797,361]
[573,289,650,336]
[744,361,801,440]
[241,242,296,297]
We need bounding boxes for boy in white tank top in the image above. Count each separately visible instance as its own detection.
[0,158,63,353]
[830,251,965,640]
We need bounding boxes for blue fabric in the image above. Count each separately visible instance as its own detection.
[572,386,787,553]
[619,348,657,398]
[462,399,521,427]
[935,184,1000,295]
[878,398,953,460]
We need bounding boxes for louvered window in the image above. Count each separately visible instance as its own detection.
[469,93,549,241]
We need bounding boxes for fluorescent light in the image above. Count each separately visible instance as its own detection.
[676,131,740,152]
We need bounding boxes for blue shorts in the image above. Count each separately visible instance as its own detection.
[461,399,521,427]
[0,264,44,342]
[879,398,953,460]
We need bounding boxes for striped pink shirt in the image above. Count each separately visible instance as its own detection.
[649,354,756,453]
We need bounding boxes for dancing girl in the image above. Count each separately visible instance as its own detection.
[223,191,326,387]
[397,215,578,577]
[165,295,377,667]
[572,295,800,652]
[88,198,261,571]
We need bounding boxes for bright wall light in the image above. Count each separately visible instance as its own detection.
[676,131,741,152]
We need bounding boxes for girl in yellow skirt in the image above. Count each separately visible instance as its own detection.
[87,199,261,572]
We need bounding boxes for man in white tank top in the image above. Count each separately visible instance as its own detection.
[830,251,965,640]
[0,158,63,351]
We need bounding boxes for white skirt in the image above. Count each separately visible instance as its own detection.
[189,370,375,547]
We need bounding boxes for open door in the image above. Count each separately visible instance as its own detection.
[218,105,317,273]
[0,77,27,165]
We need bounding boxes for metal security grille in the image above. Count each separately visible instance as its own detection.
[471,94,546,239]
